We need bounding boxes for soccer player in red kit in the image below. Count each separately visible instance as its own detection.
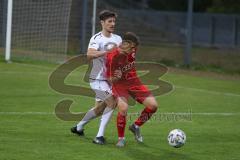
[106,32,158,147]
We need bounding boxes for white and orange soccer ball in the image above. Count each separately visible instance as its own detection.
[167,129,186,148]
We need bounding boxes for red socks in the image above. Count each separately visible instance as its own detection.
[134,106,157,127]
[117,112,126,138]
[117,107,157,138]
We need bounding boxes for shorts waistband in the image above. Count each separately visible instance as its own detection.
[89,78,108,81]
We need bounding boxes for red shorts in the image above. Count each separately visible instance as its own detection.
[112,79,152,104]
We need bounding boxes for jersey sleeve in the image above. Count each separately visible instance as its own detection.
[117,35,122,46]
[106,50,118,79]
[88,36,99,50]
[105,53,112,79]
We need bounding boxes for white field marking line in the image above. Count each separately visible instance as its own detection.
[122,112,240,116]
[0,112,83,115]
[0,112,55,115]
[13,62,89,71]
[0,71,50,74]
[14,62,54,70]
[175,85,240,97]
[0,71,87,77]
[190,112,240,116]
[0,112,239,116]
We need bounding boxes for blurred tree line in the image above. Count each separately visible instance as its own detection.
[147,0,240,13]
[105,0,240,13]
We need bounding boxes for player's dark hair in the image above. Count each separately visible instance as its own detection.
[99,10,117,21]
[122,32,140,46]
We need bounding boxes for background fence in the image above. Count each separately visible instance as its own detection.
[1,0,240,53]
[0,0,72,62]
[0,0,239,72]
[0,0,7,49]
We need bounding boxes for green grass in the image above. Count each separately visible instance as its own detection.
[0,60,240,160]
[138,45,240,74]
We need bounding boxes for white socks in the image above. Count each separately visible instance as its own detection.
[76,106,114,137]
[96,107,114,137]
[77,108,96,131]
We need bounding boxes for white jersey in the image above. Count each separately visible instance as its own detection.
[88,32,122,80]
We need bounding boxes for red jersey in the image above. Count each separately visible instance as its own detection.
[106,48,138,83]
[105,48,152,103]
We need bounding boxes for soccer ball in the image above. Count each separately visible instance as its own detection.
[167,129,186,148]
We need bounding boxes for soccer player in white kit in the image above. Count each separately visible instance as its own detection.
[71,10,122,144]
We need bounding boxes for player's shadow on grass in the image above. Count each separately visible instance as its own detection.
[67,128,97,143]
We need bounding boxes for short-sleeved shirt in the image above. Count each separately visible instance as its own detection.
[88,32,122,80]
[106,48,138,83]
[106,48,152,104]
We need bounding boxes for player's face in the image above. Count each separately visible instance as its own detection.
[101,17,116,33]
[121,41,136,54]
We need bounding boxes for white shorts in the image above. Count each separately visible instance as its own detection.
[89,79,112,101]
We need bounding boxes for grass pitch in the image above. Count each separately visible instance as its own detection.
[0,60,240,160]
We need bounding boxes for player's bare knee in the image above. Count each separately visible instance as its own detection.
[107,100,117,109]
[118,103,128,115]
[152,104,158,112]
[119,103,128,112]
[151,101,158,110]
[112,100,118,109]
[93,107,103,116]
[153,100,159,110]
[143,96,158,111]
[117,97,128,115]
[93,102,106,116]
[105,96,117,109]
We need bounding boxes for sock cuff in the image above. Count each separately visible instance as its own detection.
[118,112,127,117]
[145,106,157,113]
